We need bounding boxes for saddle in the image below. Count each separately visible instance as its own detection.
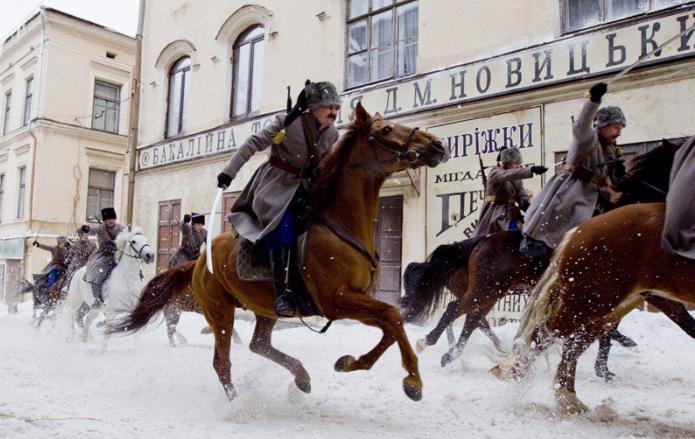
[235,233,322,317]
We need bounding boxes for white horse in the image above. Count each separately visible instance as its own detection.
[64,229,155,347]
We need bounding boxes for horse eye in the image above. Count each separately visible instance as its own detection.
[131,240,136,244]
[381,126,392,135]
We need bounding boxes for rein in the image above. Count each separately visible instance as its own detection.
[116,235,151,261]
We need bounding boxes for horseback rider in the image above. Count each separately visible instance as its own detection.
[472,147,547,238]
[83,207,125,307]
[662,135,695,259]
[169,213,207,268]
[216,81,340,317]
[521,82,625,256]
[32,236,71,291]
[61,225,97,291]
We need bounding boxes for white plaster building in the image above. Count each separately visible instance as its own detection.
[0,8,135,307]
[133,0,695,319]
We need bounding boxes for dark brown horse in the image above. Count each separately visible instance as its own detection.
[400,139,695,373]
[493,202,695,413]
[110,102,448,401]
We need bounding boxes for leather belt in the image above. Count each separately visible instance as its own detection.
[563,164,607,186]
[269,156,301,176]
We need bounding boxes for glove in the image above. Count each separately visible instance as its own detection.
[531,165,548,175]
[103,240,117,253]
[80,225,91,234]
[519,199,531,212]
[183,214,192,224]
[32,241,39,247]
[589,82,607,103]
[217,172,232,189]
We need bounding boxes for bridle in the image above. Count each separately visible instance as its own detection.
[117,233,152,261]
[365,123,422,172]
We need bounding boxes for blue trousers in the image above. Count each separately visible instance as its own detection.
[265,206,295,251]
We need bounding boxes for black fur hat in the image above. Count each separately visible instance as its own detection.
[101,207,117,221]
[191,213,205,225]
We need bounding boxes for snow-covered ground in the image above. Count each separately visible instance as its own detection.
[1,302,694,439]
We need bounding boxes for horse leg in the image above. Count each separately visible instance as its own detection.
[248,314,311,393]
[594,331,615,381]
[607,327,637,348]
[331,285,422,401]
[477,316,502,351]
[416,299,460,353]
[82,309,99,343]
[644,294,695,338]
[440,309,484,367]
[164,302,186,347]
[446,324,456,347]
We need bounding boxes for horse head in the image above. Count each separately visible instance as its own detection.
[351,101,449,173]
[116,229,155,265]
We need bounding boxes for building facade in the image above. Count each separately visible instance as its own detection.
[133,0,695,320]
[0,8,135,307]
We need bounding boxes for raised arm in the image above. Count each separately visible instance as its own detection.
[221,115,285,181]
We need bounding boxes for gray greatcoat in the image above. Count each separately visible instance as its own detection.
[84,223,125,284]
[472,166,533,238]
[662,135,695,259]
[35,242,69,277]
[222,113,339,243]
[169,223,207,268]
[523,99,617,248]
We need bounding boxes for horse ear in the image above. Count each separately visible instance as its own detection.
[662,138,679,151]
[373,111,383,120]
[353,101,371,126]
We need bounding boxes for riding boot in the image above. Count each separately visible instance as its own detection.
[91,282,104,308]
[269,247,295,317]
[75,302,90,328]
[519,234,552,258]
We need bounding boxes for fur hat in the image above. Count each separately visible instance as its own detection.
[78,225,91,235]
[497,147,523,165]
[191,213,205,226]
[304,81,341,110]
[594,106,626,128]
[101,207,117,221]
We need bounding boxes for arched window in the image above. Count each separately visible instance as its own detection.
[231,26,264,119]
[166,57,191,138]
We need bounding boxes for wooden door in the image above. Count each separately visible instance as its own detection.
[156,199,181,273]
[374,196,403,305]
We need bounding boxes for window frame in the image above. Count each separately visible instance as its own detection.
[165,57,191,139]
[16,166,26,220]
[0,173,4,223]
[85,168,116,222]
[561,0,693,34]
[2,91,10,136]
[92,80,122,134]
[344,0,419,90]
[22,77,33,127]
[230,25,265,121]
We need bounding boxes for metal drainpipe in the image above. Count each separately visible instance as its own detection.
[126,0,146,226]
[24,7,47,272]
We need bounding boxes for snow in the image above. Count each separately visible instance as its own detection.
[1,302,694,439]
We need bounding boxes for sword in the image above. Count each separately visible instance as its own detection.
[206,188,224,274]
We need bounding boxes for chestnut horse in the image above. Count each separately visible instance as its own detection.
[110,103,448,401]
[493,202,695,413]
[400,139,695,374]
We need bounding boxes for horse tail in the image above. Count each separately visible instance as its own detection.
[399,235,486,324]
[107,260,196,335]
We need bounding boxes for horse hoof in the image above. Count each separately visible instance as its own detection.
[596,369,616,382]
[440,353,452,367]
[225,386,238,401]
[334,355,356,372]
[295,377,311,394]
[403,375,422,401]
[415,338,427,353]
[200,326,212,335]
[555,389,589,415]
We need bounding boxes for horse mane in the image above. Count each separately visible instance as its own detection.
[309,124,358,213]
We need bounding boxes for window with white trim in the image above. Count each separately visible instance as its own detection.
[16,167,26,220]
[563,0,692,33]
[86,169,115,222]
[22,78,32,127]
[346,0,418,88]
[2,91,10,135]
[166,57,191,138]
[92,80,121,133]
[231,26,264,119]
